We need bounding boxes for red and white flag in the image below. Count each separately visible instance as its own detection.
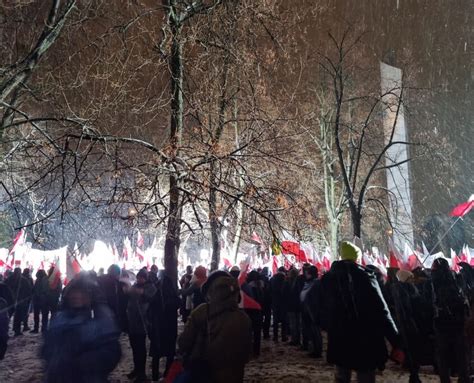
[404,243,422,271]
[450,249,461,273]
[322,247,332,272]
[7,227,27,266]
[123,237,132,260]
[450,195,474,218]
[9,228,26,256]
[135,247,145,263]
[388,239,402,269]
[459,244,470,264]
[137,230,145,248]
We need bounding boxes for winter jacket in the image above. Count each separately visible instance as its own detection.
[0,298,8,360]
[149,275,180,357]
[270,273,287,320]
[301,278,321,324]
[0,282,14,317]
[390,281,434,365]
[5,274,32,305]
[181,282,206,309]
[33,276,50,306]
[41,304,121,383]
[126,281,156,335]
[284,275,304,313]
[319,260,399,371]
[431,268,469,332]
[97,274,128,331]
[178,275,252,383]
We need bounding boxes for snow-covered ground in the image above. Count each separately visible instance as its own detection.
[0,317,440,382]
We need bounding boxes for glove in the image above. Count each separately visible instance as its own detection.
[390,348,405,364]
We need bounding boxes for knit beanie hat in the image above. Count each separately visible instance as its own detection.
[340,241,361,262]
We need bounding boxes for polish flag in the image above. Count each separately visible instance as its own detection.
[405,243,422,271]
[137,230,145,248]
[250,232,263,245]
[388,239,402,269]
[8,228,26,256]
[7,227,27,266]
[123,237,132,260]
[450,249,461,273]
[450,195,474,218]
[272,255,279,275]
[322,247,332,272]
[135,247,145,263]
[222,257,233,269]
[280,231,307,263]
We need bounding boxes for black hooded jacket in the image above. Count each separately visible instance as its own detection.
[319,260,399,371]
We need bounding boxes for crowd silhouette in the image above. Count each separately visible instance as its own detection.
[0,241,473,383]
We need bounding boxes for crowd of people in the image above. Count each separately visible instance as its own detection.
[0,240,473,383]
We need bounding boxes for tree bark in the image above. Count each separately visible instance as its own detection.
[164,15,183,286]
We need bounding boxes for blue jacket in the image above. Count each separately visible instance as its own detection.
[41,304,121,382]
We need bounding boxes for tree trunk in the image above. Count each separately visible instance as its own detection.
[329,219,339,261]
[351,206,362,239]
[209,160,220,270]
[164,18,183,286]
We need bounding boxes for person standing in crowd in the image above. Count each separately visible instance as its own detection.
[45,266,62,326]
[389,270,426,383]
[179,265,193,323]
[5,268,32,336]
[41,275,121,382]
[243,270,264,357]
[270,267,288,342]
[21,268,34,331]
[319,241,400,383]
[229,265,241,279]
[181,265,207,311]
[126,269,156,383]
[260,267,272,340]
[31,269,49,333]
[97,264,128,332]
[178,270,252,383]
[0,278,13,319]
[0,297,9,360]
[148,265,159,284]
[430,257,470,383]
[300,265,322,358]
[149,267,181,381]
[284,267,303,347]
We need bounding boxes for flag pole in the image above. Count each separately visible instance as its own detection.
[421,216,463,265]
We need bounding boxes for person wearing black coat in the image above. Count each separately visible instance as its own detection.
[430,257,470,383]
[148,272,181,381]
[32,269,49,333]
[319,242,400,383]
[283,268,303,346]
[300,265,323,358]
[260,267,272,339]
[389,270,428,383]
[21,268,34,331]
[126,269,157,382]
[5,268,33,336]
[97,264,128,332]
[243,270,265,357]
[0,281,14,318]
[270,267,288,342]
[0,297,9,360]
